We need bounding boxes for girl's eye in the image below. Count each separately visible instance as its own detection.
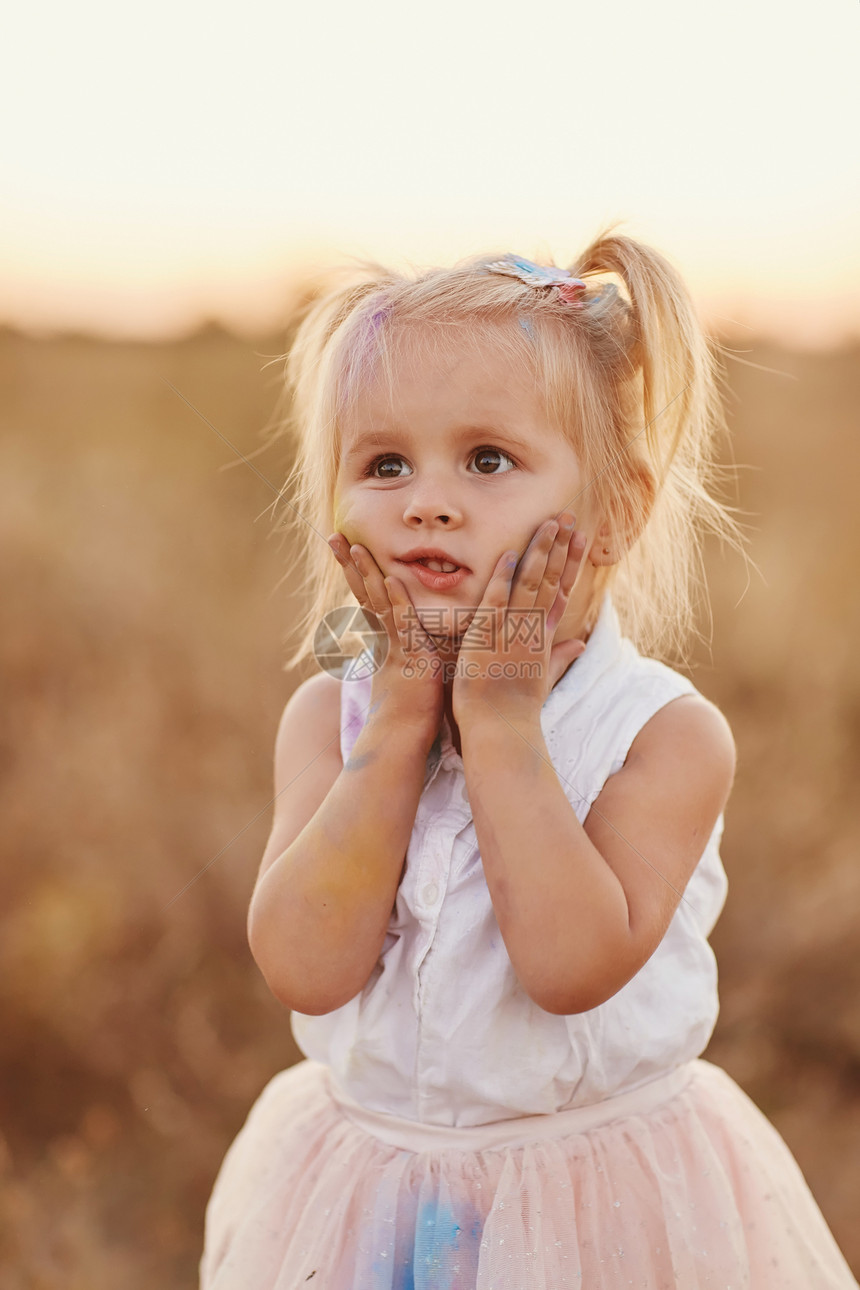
[361,448,515,479]
[470,447,516,475]
[368,455,412,479]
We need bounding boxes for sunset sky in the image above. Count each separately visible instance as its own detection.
[2,0,858,343]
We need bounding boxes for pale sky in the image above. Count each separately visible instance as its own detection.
[1,0,858,343]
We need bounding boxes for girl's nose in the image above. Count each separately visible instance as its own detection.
[402,483,463,528]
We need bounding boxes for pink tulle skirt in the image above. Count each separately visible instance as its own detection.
[200,1058,857,1289]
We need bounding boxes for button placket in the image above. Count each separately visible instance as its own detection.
[412,776,462,1112]
[421,880,439,906]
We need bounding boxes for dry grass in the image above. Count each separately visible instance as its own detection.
[1,324,858,1285]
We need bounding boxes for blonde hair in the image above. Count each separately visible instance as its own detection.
[272,228,746,670]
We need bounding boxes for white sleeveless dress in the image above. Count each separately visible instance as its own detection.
[200,595,858,1289]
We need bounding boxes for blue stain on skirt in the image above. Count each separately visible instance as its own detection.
[377,1201,481,1290]
[416,1202,461,1286]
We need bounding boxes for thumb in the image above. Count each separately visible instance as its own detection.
[548,637,587,689]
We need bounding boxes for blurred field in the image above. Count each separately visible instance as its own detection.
[0,322,858,1286]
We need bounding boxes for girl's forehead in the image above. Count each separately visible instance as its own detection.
[342,321,538,417]
[341,360,538,452]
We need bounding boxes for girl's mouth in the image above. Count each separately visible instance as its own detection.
[397,558,470,591]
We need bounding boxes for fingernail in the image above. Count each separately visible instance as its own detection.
[560,512,575,529]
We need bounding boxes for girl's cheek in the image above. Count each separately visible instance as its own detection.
[332,498,371,551]
[332,497,356,540]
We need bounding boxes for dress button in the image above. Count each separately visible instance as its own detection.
[422,882,439,905]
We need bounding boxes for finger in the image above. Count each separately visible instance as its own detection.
[508,519,559,611]
[460,551,517,652]
[326,532,351,565]
[546,529,588,634]
[328,537,396,634]
[383,576,437,655]
[532,512,577,613]
[332,539,384,614]
[347,543,396,621]
[327,534,375,610]
[479,549,519,611]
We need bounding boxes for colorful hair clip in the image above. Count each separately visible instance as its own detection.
[484,254,588,307]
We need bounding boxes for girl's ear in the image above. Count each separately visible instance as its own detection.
[589,460,656,567]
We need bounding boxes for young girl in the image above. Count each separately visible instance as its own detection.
[200,234,858,1288]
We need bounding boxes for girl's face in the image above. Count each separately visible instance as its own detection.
[333,330,603,641]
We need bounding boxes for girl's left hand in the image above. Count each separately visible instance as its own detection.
[452,512,588,727]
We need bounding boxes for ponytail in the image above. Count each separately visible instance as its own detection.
[567,228,747,661]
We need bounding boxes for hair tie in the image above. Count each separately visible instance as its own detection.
[484,254,588,308]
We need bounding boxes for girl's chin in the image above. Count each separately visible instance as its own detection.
[412,603,476,644]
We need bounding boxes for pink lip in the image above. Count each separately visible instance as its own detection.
[398,561,470,591]
[397,547,470,569]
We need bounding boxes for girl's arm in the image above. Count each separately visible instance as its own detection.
[454,517,735,1015]
[248,538,443,1016]
[247,673,433,1015]
[459,692,735,1015]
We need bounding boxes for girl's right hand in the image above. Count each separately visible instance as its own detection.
[327,534,445,750]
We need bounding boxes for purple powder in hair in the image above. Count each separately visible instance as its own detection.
[341,303,390,402]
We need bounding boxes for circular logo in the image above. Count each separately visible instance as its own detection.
[313,606,389,681]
